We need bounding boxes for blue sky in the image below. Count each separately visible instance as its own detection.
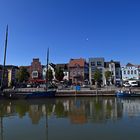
[0,0,140,66]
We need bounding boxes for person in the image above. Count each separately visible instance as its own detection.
[13,86,15,90]
[128,87,132,94]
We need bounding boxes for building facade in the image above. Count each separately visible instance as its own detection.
[28,58,43,82]
[89,58,105,85]
[55,64,69,81]
[0,65,8,88]
[69,58,88,85]
[42,63,56,80]
[121,63,139,81]
[104,60,121,85]
[5,65,19,87]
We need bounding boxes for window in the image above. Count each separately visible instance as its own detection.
[124,71,126,74]
[134,70,137,74]
[131,70,133,74]
[32,71,38,78]
[116,71,119,76]
[97,61,102,66]
[127,70,130,75]
[91,62,95,66]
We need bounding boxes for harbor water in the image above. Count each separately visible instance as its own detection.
[0,97,140,140]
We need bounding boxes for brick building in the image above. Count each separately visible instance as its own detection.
[29,58,42,81]
[69,58,89,85]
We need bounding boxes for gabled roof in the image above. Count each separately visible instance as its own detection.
[126,63,134,67]
[69,58,85,67]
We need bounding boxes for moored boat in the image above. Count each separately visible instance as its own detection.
[116,91,140,97]
[2,90,56,99]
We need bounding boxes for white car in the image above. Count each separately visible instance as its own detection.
[129,81,138,87]
[123,83,131,87]
[27,84,32,88]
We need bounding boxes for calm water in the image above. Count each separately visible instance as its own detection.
[0,97,140,140]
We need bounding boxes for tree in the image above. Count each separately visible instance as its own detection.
[47,68,53,82]
[93,69,102,83]
[105,71,112,85]
[93,69,102,93]
[55,68,64,82]
[16,67,30,83]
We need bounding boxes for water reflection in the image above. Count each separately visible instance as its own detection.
[1,98,140,123]
[0,97,140,140]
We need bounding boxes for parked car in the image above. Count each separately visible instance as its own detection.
[128,81,138,87]
[123,82,131,87]
[27,84,32,88]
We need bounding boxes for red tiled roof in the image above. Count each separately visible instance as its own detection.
[69,58,85,67]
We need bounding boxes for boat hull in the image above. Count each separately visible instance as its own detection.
[2,90,56,99]
[116,92,140,97]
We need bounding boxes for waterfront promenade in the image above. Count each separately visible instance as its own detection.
[1,86,140,97]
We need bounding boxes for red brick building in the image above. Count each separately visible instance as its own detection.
[68,58,89,85]
[30,58,42,80]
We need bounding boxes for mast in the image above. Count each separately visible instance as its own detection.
[46,48,49,90]
[1,25,8,91]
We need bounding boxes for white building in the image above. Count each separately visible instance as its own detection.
[104,60,121,85]
[121,63,139,81]
[42,63,55,80]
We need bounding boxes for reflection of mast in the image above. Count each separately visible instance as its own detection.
[45,105,48,140]
[0,116,4,140]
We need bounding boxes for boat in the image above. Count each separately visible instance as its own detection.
[0,26,56,99]
[3,89,56,99]
[116,91,140,97]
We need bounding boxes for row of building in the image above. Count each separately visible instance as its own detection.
[1,57,140,87]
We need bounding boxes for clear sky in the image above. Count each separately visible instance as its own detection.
[0,0,140,66]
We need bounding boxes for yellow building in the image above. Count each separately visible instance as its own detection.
[6,65,19,87]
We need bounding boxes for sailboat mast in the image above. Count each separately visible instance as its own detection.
[46,48,49,90]
[1,25,8,90]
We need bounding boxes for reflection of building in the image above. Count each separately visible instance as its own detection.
[122,100,140,117]
[69,58,89,85]
[29,105,42,124]
[69,100,87,124]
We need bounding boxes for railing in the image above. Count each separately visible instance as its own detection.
[3,88,46,93]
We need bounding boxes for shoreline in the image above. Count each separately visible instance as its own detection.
[1,87,140,98]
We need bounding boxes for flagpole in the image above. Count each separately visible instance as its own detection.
[1,25,8,91]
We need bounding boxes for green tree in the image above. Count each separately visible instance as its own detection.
[105,71,111,85]
[93,69,102,83]
[47,68,53,82]
[16,67,30,83]
[93,69,102,93]
[55,68,64,82]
